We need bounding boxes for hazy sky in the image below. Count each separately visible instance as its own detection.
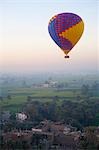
[0,0,98,74]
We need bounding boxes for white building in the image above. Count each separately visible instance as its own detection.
[16,113,27,121]
[32,128,42,132]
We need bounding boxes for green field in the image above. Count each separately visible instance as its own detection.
[0,87,81,112]
[7,87,80,98]
[1,73,99,113]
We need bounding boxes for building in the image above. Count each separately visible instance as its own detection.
[16,113,27,121]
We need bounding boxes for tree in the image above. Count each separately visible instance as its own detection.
[81,84,89,96]
[27,96,32,102]
[7,95,11,99]
[0,96,3,101]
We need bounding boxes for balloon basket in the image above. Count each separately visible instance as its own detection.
[64,55,69,58]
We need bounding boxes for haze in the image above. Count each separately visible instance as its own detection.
[0,0,98,74]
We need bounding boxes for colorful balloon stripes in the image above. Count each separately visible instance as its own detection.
[48,13,84,56]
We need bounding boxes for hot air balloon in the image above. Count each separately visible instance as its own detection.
[48,13,84,58]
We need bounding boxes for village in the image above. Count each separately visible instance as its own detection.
[0,74,99,149]
[1,111,99,149]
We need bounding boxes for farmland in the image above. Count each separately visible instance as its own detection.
[0,87,78,112]
[0,73,99,113]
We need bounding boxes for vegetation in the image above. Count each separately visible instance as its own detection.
[0,73,99,149]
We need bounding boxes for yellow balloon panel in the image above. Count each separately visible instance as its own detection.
[59,21,84,47]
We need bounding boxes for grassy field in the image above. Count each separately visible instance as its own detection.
[0,95,26,112]
[9,87,79,97]
[0,87,80,112]
[1,85,99,113]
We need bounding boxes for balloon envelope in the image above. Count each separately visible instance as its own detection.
[48,13,84,56]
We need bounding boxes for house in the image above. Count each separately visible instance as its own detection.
[16,112,27,121]
[32,128,42,132]
[42,83,49,88]
[53,133,77,150]
[2,131,33,144]
[40,120,77,135]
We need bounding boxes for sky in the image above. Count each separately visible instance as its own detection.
[0,0,98,74]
